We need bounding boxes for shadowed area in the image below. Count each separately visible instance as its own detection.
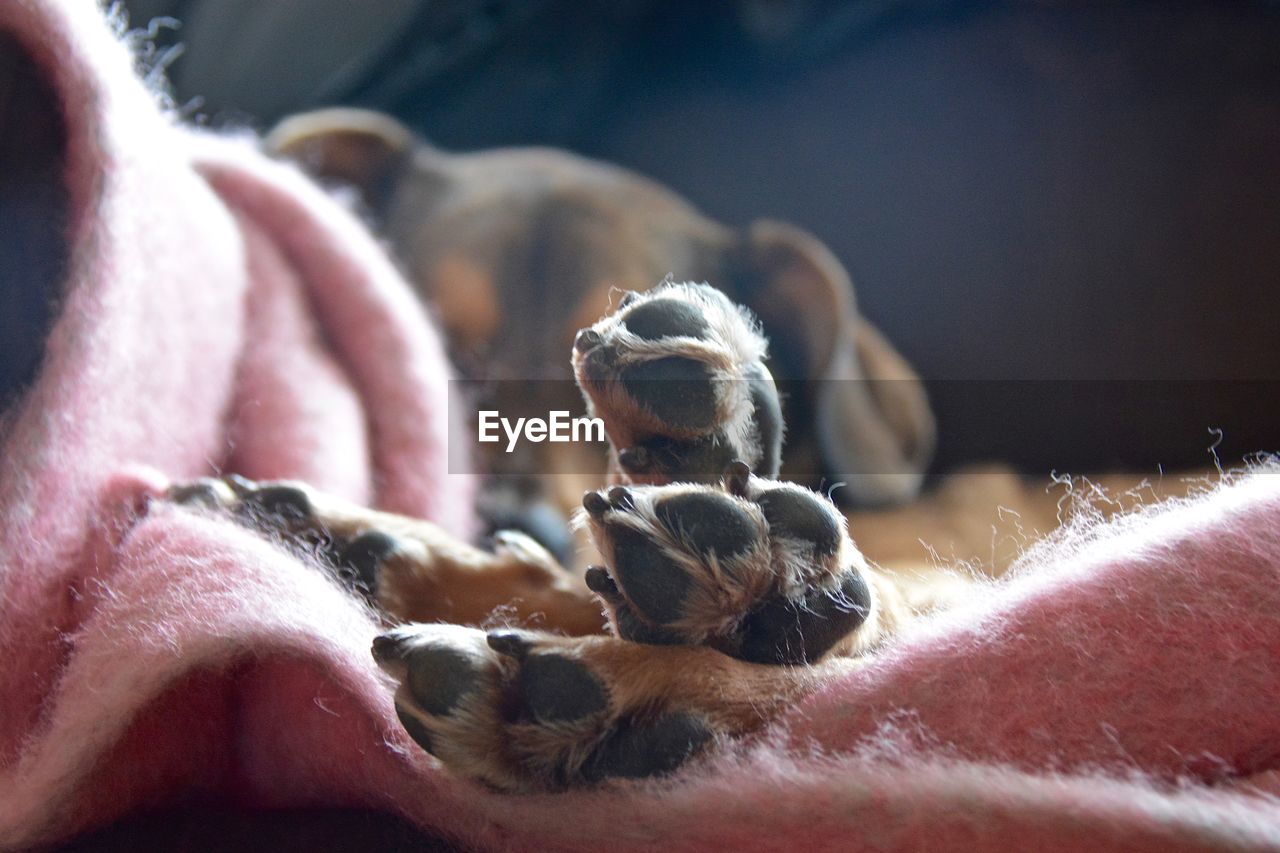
[60,805,464,852]
[0,32,69,411]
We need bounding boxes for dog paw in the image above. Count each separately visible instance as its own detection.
[166,475,389,593]
[578,462,875,663]
[572,282,783,484]
[165,474,323,544]
[165,476,605,634]
[373,623,813,791]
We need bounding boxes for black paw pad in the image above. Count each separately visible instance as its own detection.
[723,460,752,497]
[395,702,436,755]
[608,526,692,625]
[582,713,713,782]
[517,655,607,723]
[586,569,684,645]
[621,357,717,431]
[736,571,872,664]
[242,485,311,520]
[612,606,686,646]
[338,530,399,591]
[622,298,710,341]
[405,645,484,716]
[583,491,610,519]
[654,492,761,560]
[756,488,842,557]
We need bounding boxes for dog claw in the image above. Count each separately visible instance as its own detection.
[607,486,634,511]
[584,565,621,599]
[724,460,752,497]
[371,631,407,666]
[487,629,532,660]
[574,328,602,353]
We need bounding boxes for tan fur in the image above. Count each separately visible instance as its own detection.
[428,254,501,346]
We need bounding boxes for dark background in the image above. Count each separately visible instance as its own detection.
[123,0,1280,476]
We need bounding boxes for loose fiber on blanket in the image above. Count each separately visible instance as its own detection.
[2,2,1280,851]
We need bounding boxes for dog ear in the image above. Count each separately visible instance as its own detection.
[265,108,417,215]
[729,220,935,505]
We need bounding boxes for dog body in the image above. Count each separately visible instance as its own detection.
[162,112,988,790]
[267,109,936,518]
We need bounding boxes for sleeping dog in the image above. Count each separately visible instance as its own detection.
[263,109,936,540]
[167,283,944,791]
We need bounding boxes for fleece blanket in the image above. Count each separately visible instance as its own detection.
[4,2,1280,849]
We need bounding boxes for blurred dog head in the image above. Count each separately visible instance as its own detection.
[267,108,934,507]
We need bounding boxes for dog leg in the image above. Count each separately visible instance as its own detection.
[373,623,851,791]
[165,476,605,635]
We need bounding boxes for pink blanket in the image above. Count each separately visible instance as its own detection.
[3,2,1280,849]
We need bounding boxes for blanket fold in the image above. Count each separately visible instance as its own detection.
[2,2,1279,850]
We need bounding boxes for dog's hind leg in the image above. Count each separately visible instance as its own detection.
[165,476,607,636]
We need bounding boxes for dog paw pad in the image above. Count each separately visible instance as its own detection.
[621,297,712,341]
[608,526,694,625]
[620,356,719,432]
[404,644,486,716]
[516,653,608,723]
[337,530,399,590]
[755,488,842,557]
[238,483,312,520]
[582,712,713,782]
[654,491,762,560]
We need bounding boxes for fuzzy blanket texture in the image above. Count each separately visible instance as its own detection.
[3,2,1280,850]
